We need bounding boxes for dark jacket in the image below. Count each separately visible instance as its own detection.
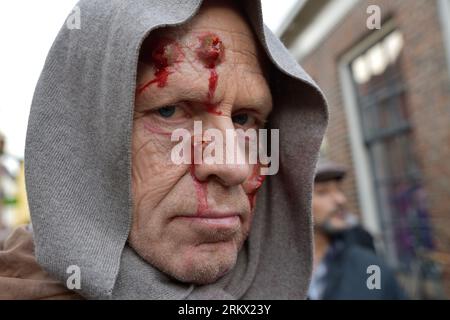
[320,240,407,300]
[342,225,376,253]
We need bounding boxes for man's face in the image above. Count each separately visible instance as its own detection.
[129,1,272,284]
[312,180,348,232]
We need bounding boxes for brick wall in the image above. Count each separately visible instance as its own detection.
[291,0,450,297]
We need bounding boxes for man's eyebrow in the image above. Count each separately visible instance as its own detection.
[135,83,208,109]
[234,94,273,115]
[235,86,273,116]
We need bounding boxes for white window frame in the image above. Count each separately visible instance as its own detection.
[337,20,398,240]
[438,0,450,81]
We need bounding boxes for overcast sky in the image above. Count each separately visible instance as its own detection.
[0,0,298,158]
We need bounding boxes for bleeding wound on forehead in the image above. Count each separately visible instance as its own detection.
[136,38,184,94]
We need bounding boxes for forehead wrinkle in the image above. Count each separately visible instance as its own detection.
[234,79,272,114]
[136,19,272,112]
[136,69,271,115]
[182,25,255,41]
[142,25,262,68]
[152,24,258,52]
[136,66,271,112]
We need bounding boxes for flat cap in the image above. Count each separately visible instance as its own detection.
[315,158,347,182]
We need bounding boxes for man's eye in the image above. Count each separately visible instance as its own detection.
[232,113,249,125]
[157,106,176,118]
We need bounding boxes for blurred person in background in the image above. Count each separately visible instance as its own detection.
[308,158,407,300]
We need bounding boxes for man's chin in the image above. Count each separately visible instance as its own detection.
[169,242,239,284]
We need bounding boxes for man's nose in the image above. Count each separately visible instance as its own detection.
[192,121,251,187]
[194,161,250,186]
[333,190,347,206]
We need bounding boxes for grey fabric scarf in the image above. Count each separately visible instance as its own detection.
[25,0,328,299]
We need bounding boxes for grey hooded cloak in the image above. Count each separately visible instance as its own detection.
[18,0,328,299]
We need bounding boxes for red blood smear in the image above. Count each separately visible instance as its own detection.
[196,34,224,116]
[204,69,222,115]
[205,103,222,115]
[208,69,218,101]
[196,34,224,69]
[136,39,183,95]
[137,68,172,95]
[190,165,209,215]
[152,41,170,69]
[247,168,266,210]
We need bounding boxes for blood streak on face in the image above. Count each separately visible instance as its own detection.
[189,165,209,215]
[196,33,225,115]
[189,139,210,216]
[187,34,227,214]
[245,165,266,210]
[137,38,184,95]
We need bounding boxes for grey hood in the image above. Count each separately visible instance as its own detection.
[25,0,328,299]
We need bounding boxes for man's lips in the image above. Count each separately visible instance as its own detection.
[327,209,347,221]
[170,211,245,243]
[179,211,241,218]
[173,212,241,228]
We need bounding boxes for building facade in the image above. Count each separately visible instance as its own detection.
[281,0,450,298]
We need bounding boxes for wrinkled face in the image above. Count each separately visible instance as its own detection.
[312,180,349,232]
[129,1,272,284]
